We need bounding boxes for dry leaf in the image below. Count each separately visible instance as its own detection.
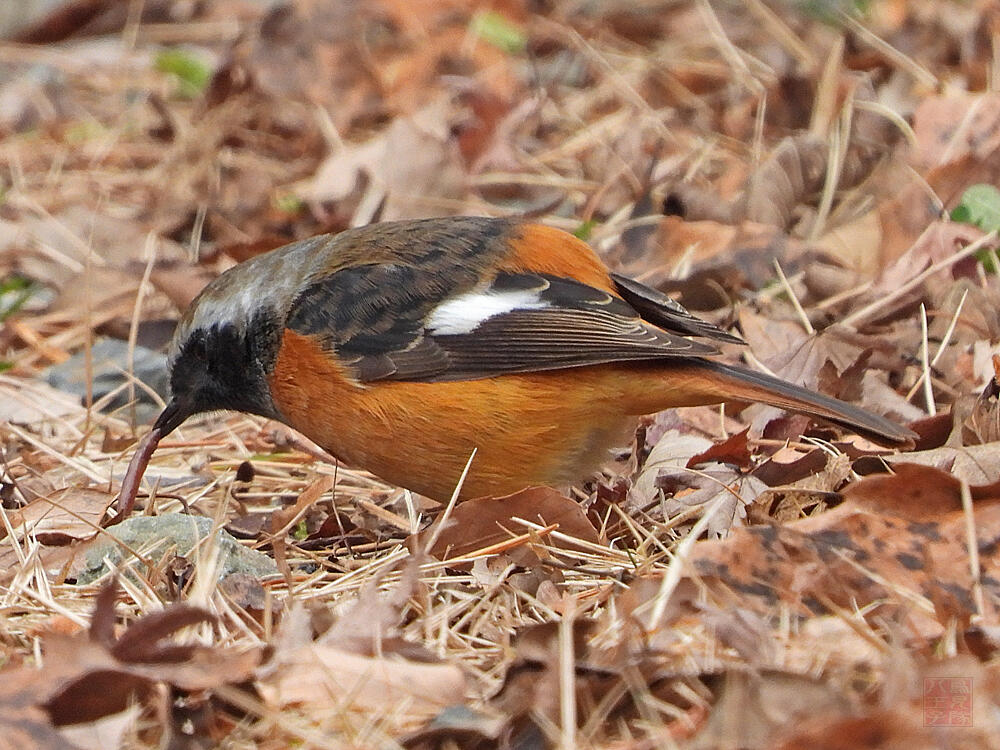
[966,353,1000,443]
[1,487,113,545]
[0,667,81,750]
[257,644,465,719]
[679,463,1000,637]
[884,442,1000,484]
[414,486,600,566]
[260,570,464,721]
[300,96,467,221]
[0,578,261,738]
[691,670,852,750]
[629,429,713,508]
[775,656,1000,749]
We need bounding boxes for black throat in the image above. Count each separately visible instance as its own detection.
[168,308,284,423]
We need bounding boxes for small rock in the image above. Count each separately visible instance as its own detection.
[76,514,279,584]
[46,337,169,424]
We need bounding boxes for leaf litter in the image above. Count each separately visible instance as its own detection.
[1,0,1000,747]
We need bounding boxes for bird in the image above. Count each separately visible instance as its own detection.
[116,216,915,515]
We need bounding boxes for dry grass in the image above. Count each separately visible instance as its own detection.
[1,1,999,747]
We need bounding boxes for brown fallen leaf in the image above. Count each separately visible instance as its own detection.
[413,486,601,567]
[629,428,767,535]
[690,670,853,750]
[0,487,113,545]
[0,577,261,743]
[912,93,1000,209]
[884,442,1000,484]
[814,208,884,277]
[686,428,752,471]
[206,1,381,123]
[738,310,919,432]
[739,310,886,393]
[259,566,464,721]
[257,644,466,720]
[868,220,985,301]
[11,0,215,44]
[631,462,999,641]
[0,666,81,750]
[0,542,77,586]
[842,461,1000,521]
[149,265,214,314]
[750,446,829,487]
[966,353,1000,444]
[774,655,1000,750]
[743,135,832,229]
[300,95,467,222]
[44,579,262,726]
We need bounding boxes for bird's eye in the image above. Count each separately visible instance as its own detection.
[186,333,207,361]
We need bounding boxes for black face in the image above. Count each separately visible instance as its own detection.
[159,310,283,434]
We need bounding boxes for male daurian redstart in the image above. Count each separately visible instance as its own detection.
[116,217,914,514]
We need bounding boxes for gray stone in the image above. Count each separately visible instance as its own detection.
[77,514,279,584]
[46,337,169,424]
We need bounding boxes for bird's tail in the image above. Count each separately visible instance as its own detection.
[637,359,916,447]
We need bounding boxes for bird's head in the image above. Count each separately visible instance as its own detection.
[157,268,285,437]
[115,236,327,518]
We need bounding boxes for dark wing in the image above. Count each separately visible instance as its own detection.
[286,266,730,383]
[610,272,744,344]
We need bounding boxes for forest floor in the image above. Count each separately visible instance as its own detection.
[0,1,998,748]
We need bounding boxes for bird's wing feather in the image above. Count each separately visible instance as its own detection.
[610,272,744,344]
[286,264,729,383]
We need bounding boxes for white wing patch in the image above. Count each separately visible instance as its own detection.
[426,289,548,335]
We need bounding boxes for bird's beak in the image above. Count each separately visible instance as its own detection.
[112,398,190,523]
[152,397,188,436]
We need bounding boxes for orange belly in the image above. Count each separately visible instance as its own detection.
[268,330,651,499]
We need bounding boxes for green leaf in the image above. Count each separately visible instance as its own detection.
[795,0,869,25]
[977,247,999,274]
[273,193,304,215]
[64,118,105,143]
[951,203,972,224]
[247,452,290,461]
[154,48,211,99]
[573,219,597,242]
[0,275,37,321]
[469,11,526,54]
[952,184,1000,232]
[573,219,597,241]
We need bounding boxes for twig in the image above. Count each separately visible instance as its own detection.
[919,304,936,415]
[906,289,967,401]
[696,0,768,96]
[810,95,851,240]
[126,234,158,431]
[932,288,968,366]
[960,480,985,620]
[854,99,918,148]
[773,259,815,335]
[744,0,816,69]
[559,597,578,750]
[642,496,724,631]
[842,231,997,327]
[839,11,938,89]
[424,449,476,552]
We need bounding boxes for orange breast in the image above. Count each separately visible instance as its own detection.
[268,329,647,500]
